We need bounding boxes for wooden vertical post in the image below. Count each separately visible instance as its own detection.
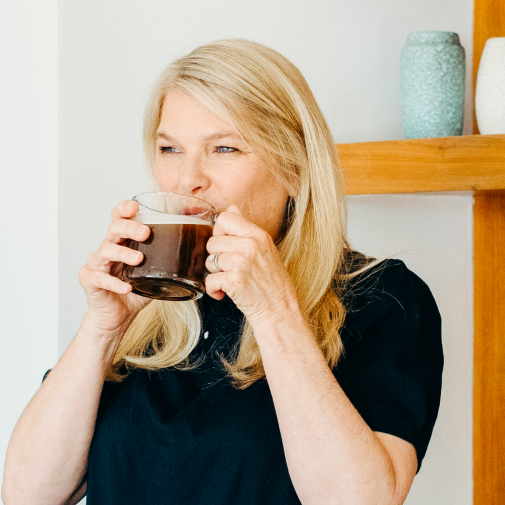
[472,0,505,134]
[474,190,505,504]
[473,1,505,500]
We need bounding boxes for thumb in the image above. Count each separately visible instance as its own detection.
[226,204,243,216]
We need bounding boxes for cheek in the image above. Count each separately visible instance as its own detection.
[240,177,289,230]
[153,160,174,189]
[153,159,163,179]
[214,163,257,199]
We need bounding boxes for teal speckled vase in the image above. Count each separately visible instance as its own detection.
[401,31,466,138]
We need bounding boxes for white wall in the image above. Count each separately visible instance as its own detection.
[0,0,473,503]
[58,0,474,346]
[0,0,59,499]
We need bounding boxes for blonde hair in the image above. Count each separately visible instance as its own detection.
[106,39,385,388]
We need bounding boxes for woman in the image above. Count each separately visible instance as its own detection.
[2,39,443,505]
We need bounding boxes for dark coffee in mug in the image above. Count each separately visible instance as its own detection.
[122,214,213,301]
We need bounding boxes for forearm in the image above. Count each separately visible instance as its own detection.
[254,314,398,505]
[2,315,123,505]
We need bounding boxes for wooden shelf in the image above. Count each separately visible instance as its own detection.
[337,134,505,195]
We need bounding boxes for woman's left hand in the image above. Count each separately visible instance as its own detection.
[205,205,301,329]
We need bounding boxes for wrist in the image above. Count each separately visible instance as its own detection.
[81,311,133,340]
[76,312,131,360]
[252,308,325,370]
[251,306,309,340]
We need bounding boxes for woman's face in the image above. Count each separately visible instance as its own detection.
[154,91,290,241]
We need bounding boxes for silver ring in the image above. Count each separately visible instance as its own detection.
[209,253,223,272]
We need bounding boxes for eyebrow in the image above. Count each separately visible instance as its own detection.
[156,131,243,142]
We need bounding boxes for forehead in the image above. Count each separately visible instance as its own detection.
[158,91,240,139]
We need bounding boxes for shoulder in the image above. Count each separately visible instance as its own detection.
[336,257,444,389]
[341,258,441,334]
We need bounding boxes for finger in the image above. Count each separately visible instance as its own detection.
[213,209,260,238]
[106,218,150,244]
[227,204,243,216]
[205,272,227,300]
[79,267,132,294]
[205,252,234,273]
[88,243,143,269]
[206,235,257,256]
[111,200,139,221]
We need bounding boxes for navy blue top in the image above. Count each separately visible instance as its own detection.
[66,259,443,504]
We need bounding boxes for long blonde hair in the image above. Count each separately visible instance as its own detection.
[107,39,385,388]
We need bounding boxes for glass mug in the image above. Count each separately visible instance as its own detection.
[121,192,218,301]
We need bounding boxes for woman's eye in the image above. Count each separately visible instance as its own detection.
[216,146,237,153]
[159,145,237,154]
[159,146,180,154]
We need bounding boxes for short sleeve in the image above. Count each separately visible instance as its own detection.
[335,259,443,472]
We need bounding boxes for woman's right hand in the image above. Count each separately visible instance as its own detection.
[78,199,152,337]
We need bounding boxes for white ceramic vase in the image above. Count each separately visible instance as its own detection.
[475,37,505,134]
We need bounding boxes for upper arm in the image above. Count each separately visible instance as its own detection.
[375,432,417,505]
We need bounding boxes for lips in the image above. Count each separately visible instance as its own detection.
[183,206,208,216]
[182,206,219,222]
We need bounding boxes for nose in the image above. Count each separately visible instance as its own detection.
[179,155,211,196]
[158,153,211,197]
